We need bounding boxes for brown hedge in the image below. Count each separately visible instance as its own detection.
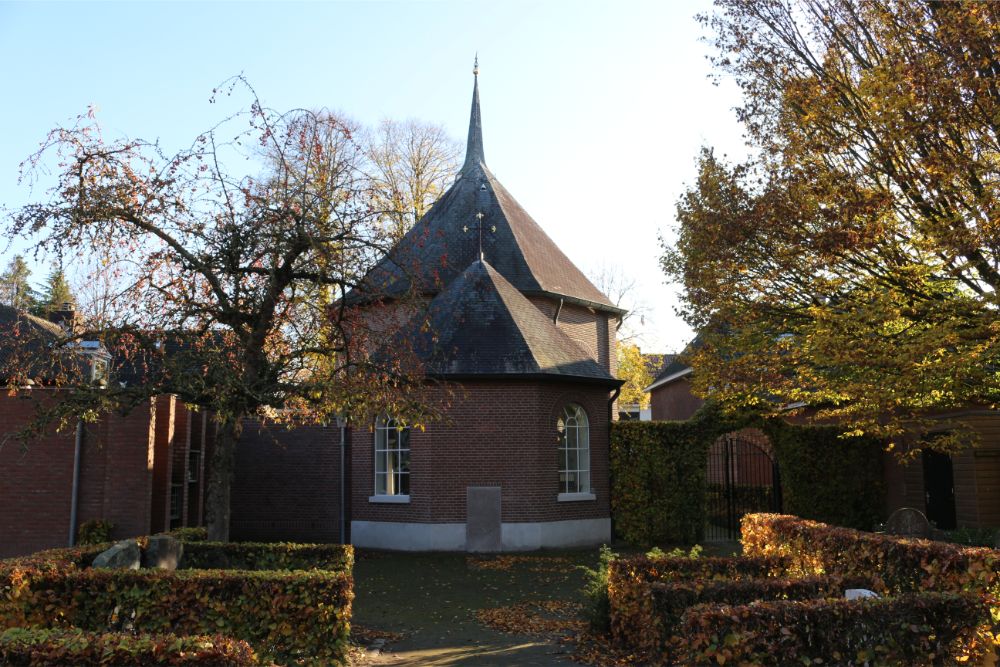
[0,626,257,666]
[0,566,353,665]
[607,554,787,655]
[678,592,992,666]
[741,513,1000,595]
[650,575,873,656]
[180,541,353,572]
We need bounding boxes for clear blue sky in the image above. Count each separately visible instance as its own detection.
[0,0,746,353]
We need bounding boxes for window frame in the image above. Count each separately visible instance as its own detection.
[371,416,411,503]
[557,403,594,501]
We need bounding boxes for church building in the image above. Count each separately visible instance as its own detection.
[342,63,624,551]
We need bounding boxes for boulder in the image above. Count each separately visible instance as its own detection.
[141,534,184,570]
[92,540,141,570]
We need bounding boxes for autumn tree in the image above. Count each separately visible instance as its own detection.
[366,119,461,241]
[7,80,438,540]
[664,0,1000,451]
[616,342,655,410]
[0,255,36,311]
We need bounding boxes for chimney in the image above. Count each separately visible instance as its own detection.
[48,302,83,335]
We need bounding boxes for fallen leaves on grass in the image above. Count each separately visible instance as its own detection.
[476,599,585,637]
[466,554,572,572]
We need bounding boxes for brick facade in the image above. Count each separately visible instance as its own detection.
[351,380,612,526]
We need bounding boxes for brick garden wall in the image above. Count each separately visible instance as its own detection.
[230,420,343,543]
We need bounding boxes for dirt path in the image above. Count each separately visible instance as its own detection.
[352,550,597,667]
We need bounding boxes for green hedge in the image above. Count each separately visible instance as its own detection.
[180,542,352,571]
[1,564,353,665]
[610,420,712,546]
[678,592,992,666]
[0,627,256,666]
[611,403,886,545]
[764,423,885,530]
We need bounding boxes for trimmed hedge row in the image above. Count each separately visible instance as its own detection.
[608,555,787,655]
[0,626,256,666]
[678,592,991,666]
[0,566,352,665]
[741,513,999,594]
[650,575,873,658]
[180,541,353,571]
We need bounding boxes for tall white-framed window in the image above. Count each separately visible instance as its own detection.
[374,416,410,498]
[558,404,590,496]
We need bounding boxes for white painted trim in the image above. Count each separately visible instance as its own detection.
[351,517,611,552]
[368,494,411,504]
[558,492,596,502]
[643,367,693,393]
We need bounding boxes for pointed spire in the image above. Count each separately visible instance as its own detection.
[461,55,486,174]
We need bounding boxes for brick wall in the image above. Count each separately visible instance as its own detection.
[0,390,159,558]
[351,380,613,525]
[230,420,343,542]
[650,377,704,421]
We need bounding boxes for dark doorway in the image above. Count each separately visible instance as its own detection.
[922,449,957,530]
[705,435,782,541]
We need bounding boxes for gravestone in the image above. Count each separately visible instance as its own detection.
[884,507,932,539]
[466,486,502,552]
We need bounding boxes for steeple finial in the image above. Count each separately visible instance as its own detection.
[461,56,485,174]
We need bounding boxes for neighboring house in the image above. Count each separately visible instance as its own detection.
[643,341,1000,532]
[0,304,216,558]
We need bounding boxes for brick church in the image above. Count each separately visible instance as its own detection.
[0,66,623,556]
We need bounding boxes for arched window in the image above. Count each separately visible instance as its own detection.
[558,404,590,494]
[374,417,410,497]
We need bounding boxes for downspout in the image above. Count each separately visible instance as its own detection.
[553,298,564,325]
[607,386,621,541]
[68,420,83,547]
[338,416,347,545]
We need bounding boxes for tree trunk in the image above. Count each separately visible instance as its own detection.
[206,418,242,542]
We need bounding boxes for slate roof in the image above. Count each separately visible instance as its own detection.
[406,259,619,384]
[357,69,623,315]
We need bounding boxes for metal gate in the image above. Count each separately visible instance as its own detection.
[705,435,782,541]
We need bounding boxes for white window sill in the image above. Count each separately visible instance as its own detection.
[558,492,596,502]
[369,494,411,504]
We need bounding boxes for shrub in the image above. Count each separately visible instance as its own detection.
[76,520,114,546]
[763,424,885,530]
[741,513,1000,595]
[180,541,352,572]
[608,554,786,655]
[0,626,257,666]
[0,564,353,665]
[678,592,992,666]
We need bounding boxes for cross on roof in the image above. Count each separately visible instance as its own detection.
[463,211,496,261]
